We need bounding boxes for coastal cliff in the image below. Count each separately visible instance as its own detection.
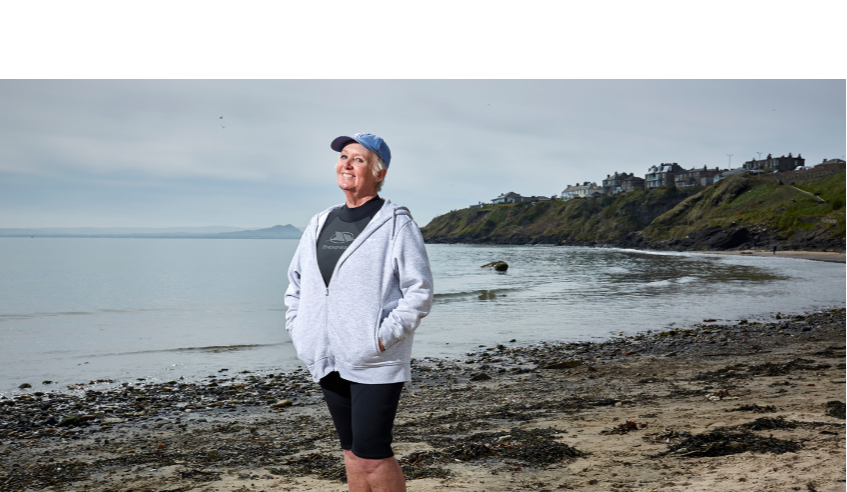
[421,172,846,252]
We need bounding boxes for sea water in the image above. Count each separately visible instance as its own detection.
[0,237,844,394]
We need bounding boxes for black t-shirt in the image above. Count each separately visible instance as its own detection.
[316,196,385,287]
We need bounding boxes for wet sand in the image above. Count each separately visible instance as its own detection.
[1,308,845,491]
[694,250,846,263]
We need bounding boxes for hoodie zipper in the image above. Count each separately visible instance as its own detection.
[325,286,335,372]
[316,214,336,373]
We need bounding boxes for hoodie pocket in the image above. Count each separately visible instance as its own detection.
[373,310,385,356]
[289,322,316,366]
[328,310,385,366]
[288,302,330,367]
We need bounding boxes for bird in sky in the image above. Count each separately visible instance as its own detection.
[220,116,223,119]
[221,125,226,129]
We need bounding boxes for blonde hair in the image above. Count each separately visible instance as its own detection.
[371,153,387,193]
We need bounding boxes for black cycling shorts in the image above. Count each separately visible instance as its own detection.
[319,371,404,459]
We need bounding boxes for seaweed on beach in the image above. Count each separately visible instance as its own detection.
[654,428,802,458]
[394,394,638,441]
[0,452,217,491]
[691,363,753,381]
[400,464,451,480]
[428,427,586,466]
[395,402,545,436]
[725,403,778,413]
[666,387,714,398]
[642,429,691,444]
[692,357,833,382]
[472,402,548,422]
[505,396,624,413]
[813,345,846,358]
[769,380,792,387]
[393,411,495,436]
[746,358,832,376]
[177,468,222,482]
[601,421,642,435]
[576,397,621,408]
[541,396,622,411]
[825,401,845,419]
[740,416,798,430]
[282,428,585,483]
[0,460,93,491]
[278,452,346,482]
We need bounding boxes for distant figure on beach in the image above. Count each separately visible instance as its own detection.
[773,245,777,255]
[285,132,433,491]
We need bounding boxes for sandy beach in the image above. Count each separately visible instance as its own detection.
[693,250,846,263]
[1,308,844,492]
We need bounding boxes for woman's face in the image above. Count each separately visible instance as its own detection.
[336,143,384,196]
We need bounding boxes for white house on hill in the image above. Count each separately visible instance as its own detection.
[561,182,603,200]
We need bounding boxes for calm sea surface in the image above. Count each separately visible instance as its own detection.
[0,237,844,394]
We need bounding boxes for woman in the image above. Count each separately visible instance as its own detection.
[284,132,434,491]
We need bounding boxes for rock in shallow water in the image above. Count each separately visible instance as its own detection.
[481,261,509,271]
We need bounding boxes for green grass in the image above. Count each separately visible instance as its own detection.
[421,171,845,244]
[794,171,845,202]
[729,182,784,207]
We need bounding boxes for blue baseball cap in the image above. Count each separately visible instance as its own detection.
[331,132,392,168]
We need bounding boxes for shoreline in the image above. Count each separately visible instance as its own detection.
[1,307,845,491]
[3,243,844,396]
[692,249,846,263]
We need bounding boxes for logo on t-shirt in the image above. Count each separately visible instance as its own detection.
[328,231,355,243]
[322,231,355,250]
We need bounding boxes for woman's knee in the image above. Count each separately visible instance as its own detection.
[354,455,394,474]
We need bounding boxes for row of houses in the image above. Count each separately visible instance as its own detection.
[743,152,806,172]
[471,155,843,209]
[561,162,725,201]
[558,162,727,201]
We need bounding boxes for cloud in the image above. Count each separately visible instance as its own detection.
[0,80,843,228]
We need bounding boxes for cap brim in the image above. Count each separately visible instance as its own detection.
[331,136,358,152]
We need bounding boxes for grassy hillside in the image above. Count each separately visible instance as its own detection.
[642,172,844,247]
[421,172,845,251]
[423,186,700,244]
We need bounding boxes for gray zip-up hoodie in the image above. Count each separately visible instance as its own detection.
[284,199,434,384]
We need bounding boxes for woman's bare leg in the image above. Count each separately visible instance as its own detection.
[343,450,405,492]
[343,449,371,492]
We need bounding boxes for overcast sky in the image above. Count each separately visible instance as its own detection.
[0,79,843,229]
